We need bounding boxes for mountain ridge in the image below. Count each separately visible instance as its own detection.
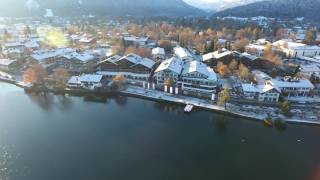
[0,0,206,17]
[213,0,320,20]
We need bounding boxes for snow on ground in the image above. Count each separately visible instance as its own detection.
[122,85,320,125]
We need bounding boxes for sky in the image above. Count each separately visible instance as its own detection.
[184,0,261,11]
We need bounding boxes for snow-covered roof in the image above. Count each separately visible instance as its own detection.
[242,83,279,93]
[79,37,95,43]
[252,70,272,83]
[63,52,95,62]
[0,59,17,66]
[300,64,320,73]
[31,48,76,61]
[237,52,259,61]
[123,36,148,42]
[4,42,23,48]
[270,78,314,89]
[174,47,193,60]
[120,54,155,69]
[139,58,155,69]
[202,49,232,61]
[155,57,183,74]
[273,39,305,48]
[298,56,320,64]
[152,47,165,55]
[70,34,81,40]
[99,55,122,64]
[24,40,39,48]
[78,74,103,83]
[246,43,265,51]
[182,61,217,81]
[67,76,81,85]
[273,39,320,50]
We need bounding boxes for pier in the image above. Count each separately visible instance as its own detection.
[184,104,194,113]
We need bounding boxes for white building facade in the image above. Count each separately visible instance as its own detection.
[179,61,218,98]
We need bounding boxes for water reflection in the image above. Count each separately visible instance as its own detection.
[27,93,73,111]
[213,115,228,134]
[27,93,55,111]
[114,95,127,106]
[56,95,73,111]
[274,119,287,133]
[83,94,108,104]
[153,102,183,114]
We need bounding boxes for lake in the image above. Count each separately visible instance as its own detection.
[0,82,320,180]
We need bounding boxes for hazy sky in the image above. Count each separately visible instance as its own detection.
[185,0,246,3]
[184,0,261,11]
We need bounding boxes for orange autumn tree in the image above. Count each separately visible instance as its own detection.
[24,68,35,83]
[24,64,48,84]
[217,62,230,78]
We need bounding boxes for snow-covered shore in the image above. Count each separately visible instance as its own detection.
[120,86,320,126]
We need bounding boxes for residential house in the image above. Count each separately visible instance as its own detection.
[267,77,314,96]
[152,47,165,61]
[123,36,149,47]
[0,59,18,72]
[2,42,25,60]
[273,39,320,58]
[299,64,320,78]
[241,83,280,102]
[246,43,266,57]
[252,70,272,84]
[202,49,233,66]
[67,74,106,89]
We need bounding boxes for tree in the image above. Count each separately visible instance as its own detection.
[164,78,174,87]
[264,43,273,56]
[275,28,287,40]
[218,88,230,110]
[130,24,140,36]
[53,68,69,89]
[178,28,194,48]
[159,40,172,51]
[228,59,238,74]
[252,28,261,40]
[112,74,126,90]
[217,62,230,78]
[112,38,125,55]
[24,64,48,85]
[271,68,278,78]
[125,46,138,55]
[304,29,317,45]
[264,43,283,65]
[238,63,251,81]
[137,48,151,58]
[233,38,249,52]
[24,68,35,83]
[281,100,292,116]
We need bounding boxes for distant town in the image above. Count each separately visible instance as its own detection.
[0,14,320,125]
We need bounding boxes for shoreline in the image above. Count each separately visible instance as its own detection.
[2,79,320,127]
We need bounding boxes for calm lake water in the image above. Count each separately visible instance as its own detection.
[0,82,320,180]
